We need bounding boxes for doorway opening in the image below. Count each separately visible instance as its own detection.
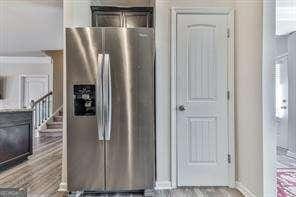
[276,34,296,196]
[20,74,49,108]
[263,0,296,196]
[274,1,296,195]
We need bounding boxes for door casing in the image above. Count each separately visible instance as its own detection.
[170,7,235,188]
[19,74,49,108]
[276,53,289,149]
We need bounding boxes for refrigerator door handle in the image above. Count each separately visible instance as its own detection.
[97,53,104,140]
[104,54,112,141]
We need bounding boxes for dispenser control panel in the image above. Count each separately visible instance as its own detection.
[73,85,96,116]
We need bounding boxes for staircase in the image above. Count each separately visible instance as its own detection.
[39,109,63,136]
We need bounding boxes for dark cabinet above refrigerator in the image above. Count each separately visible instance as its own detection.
[91,6,154,28]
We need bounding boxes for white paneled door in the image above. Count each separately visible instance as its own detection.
[20,75,49,108]
[176,13,229,186]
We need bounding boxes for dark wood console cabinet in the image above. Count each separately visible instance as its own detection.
[0,110,33,170]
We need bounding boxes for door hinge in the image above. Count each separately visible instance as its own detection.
[228,154,231,163]
[227,28,230,38]
[227,91,230,100]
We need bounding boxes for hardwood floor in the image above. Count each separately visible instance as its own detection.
[277,146,296,168]
[0,134,243,197]
[277,154,296,168]
[0,135,63,197]
[154,187,243,197]
[71,187,243,197]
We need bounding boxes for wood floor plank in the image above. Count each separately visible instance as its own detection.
[0,137,62,180]
[0,135,63,196]
[0,134,243,197]
[153,187,243,197]
[72,187,243,197]
[0,145,62,185]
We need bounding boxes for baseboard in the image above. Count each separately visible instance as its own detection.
[236,181,256,197]
[58,182,68,192]
[57,180,254,195]
[154,181,172,190]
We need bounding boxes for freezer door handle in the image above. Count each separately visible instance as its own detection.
[104,54,112,141]
[97,53,104,140]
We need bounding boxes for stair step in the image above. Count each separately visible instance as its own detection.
[39,128,62,137]
[47,122,63,129]
[48,121,62,124]
[53,116,63,122]
[40,128,62,133]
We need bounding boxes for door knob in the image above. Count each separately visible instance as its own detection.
[178,105,187,111]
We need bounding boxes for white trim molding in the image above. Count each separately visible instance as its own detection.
[172,7,234,15]
[19,74,50,109]
[227,8,236,188]
[58,182,68,192]
[171,7,235,187]
[155,181,172,190]
[236,181,257,197]
[0,56,52,64]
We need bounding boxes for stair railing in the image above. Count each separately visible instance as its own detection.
[30,91,53,130]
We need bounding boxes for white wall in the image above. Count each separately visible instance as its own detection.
[276,36,288,56]
[64,0,91,27]
[262,1,276,196]
[234,2,263,196]
[0,0,63,54]
[0,55,53,109]
[63,0,265,196]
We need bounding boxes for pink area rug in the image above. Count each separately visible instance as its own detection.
[278,168,296,197]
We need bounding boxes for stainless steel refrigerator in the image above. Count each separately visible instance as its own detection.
[66,27,155,192]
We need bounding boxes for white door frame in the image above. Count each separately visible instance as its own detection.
[171,7,235,188]
[275,53,289,149]
[19,74,50,108]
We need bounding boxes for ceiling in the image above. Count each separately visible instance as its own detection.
[0,0,63,55]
